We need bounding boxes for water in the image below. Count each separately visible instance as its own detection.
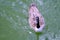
[0,0,60,40]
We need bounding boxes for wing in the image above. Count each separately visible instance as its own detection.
[29,14,37,29]
[39,16,45,27]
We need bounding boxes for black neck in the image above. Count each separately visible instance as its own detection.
[36,17,40,28]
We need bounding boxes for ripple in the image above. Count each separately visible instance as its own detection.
[37,0,44,6]
[0,12,3,16]
[23,4,27,9]
[3,10,5,13]
[16,15,20,18]
[16,0,20,2]
[10,17,13,19]
[29,31,32,34]
[24,26,28,29]
[19,1,23,5]
[19,24,21,25]
[12,2,15,7]
[22,9,27,13]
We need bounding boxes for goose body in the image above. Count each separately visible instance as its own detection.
[29,3,45,32]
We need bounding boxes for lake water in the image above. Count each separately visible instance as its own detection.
[0,0,60,40]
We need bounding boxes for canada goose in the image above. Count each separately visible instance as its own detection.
[29,3,45,32]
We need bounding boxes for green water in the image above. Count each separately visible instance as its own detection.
[0,0,60,40]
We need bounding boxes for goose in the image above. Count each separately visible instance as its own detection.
[28,3,45,32]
